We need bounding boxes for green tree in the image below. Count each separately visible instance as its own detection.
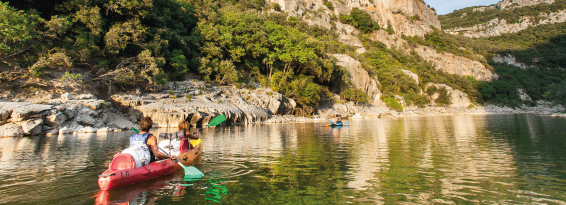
[0,2,41,55]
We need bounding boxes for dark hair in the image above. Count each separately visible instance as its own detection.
[140,117,153,132]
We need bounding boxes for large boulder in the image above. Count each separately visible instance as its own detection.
[59,121,84,134]
[0,109,8,121]
[74,115,96,126]
[20,119,44,135]
[77,100,105,110]
[78,94,96,100]
[401,69,419,85]
[104,112,136,130]
[0,123,25,137]
[61,92,75,101]
[0,102,32,114]
[45,112,67,127]
[10,104,53,121]
[425,83,472,108]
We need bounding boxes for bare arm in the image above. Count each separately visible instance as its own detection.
[186,130,199,139]
[148,135,175,160]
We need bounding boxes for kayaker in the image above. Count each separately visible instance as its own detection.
[131,117,176,162]
[177,121,200,151]
[331,114,342,123]
[178,121,200,148]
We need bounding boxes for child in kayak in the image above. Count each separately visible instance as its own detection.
[131,117,176,162]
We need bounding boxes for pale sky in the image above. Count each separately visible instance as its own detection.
[425,0,501,15]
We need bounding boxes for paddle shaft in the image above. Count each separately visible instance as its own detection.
[191,114,226,135]
[192,125,209,136]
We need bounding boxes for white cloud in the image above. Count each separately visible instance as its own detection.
[425,0,501,15]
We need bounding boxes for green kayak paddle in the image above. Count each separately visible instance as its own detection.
[192,114,226,135]
[179,162,204,180]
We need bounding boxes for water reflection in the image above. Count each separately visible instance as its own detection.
[0,114,565,204]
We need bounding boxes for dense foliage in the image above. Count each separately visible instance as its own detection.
[1,0,199,88]
[339,8,380,34]
[477,64,566,106]
[439,0,566,29]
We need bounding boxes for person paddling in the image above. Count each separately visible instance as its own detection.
[178,121,200,150]
[331,114,342,123]
[131,117,176,162]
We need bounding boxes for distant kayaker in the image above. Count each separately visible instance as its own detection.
[131,117,176,161]
[331,114,342,123]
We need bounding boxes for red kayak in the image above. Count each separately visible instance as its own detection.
[98,142,202,191]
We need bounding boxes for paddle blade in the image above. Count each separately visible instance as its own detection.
[190,138,201,148]
[208,114,226,127]
[179,162,204,179]
[131,127,139,133]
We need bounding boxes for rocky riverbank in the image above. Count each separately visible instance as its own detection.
[1,79,564,137]
[0,94,136,137]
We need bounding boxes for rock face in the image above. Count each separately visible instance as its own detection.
[111,80,297,128]
[267,0,494,82]
[425,83,472,108]
[472,0,554,12]
[269,0,440,37]
[492,54,534,69]
[401,69,419,85]
[335,22,366,53]
[517,89,532,101]
[0,95,139,137]
[331,0,441,36]
[10,104,53,121]
[371,31,494,81]
[446,10,566,38]
[332,54,382,104]
[0,123,25,137]
[20,119,43,135]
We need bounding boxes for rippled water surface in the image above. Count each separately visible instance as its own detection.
[1,114,566,204]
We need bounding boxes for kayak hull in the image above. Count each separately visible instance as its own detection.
[330,123,343,127]
[98,145,202,191]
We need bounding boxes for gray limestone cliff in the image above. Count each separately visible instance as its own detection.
[445,0,564,38]
[371,31,494,81]
[446,10,566,38]
[331,54,382,104]
[473,0,554,12]
[268,0,440,37]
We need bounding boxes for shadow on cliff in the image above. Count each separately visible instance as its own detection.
[494,32,566,70]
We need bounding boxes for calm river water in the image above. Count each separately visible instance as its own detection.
[1,114,566,204]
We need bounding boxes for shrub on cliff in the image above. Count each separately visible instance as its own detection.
[340,88,370,105]
[325,1,334,10]
[339,8,380,34]
[383,96,403,112]
[435,87,452,106]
